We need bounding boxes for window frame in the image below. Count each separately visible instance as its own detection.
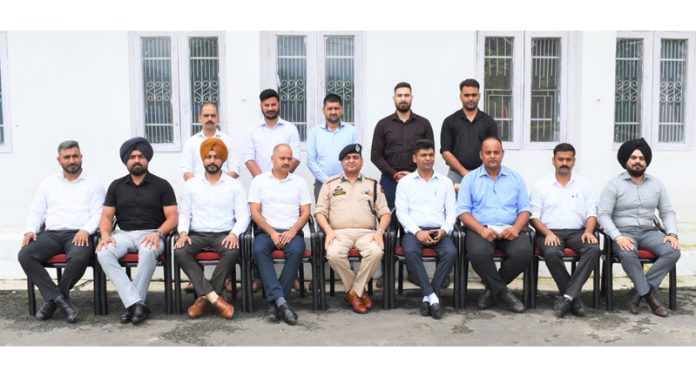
[129,31,227,152]
[0,32,11,153]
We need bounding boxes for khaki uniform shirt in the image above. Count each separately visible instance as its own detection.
[315,174,390,230]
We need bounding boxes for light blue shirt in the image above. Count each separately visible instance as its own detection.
[455,165,531,226]
[395,171,456,235]
[243,118,302,173]
[306,122,358,183]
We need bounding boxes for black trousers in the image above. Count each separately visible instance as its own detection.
[17,230,92,302]
[174,232,240,297]
[466,229,532,296]
[536,229,600,299]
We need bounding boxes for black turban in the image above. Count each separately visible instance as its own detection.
[338,143,362,160]
[617,137,652,168]
[119,137,153,164]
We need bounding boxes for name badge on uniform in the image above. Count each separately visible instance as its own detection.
[332,186,346,196]
[362,188,373,197]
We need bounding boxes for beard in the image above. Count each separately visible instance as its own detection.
[627,165,646,177]
[263,110,279,120]
[205,164,221,174]
[395,102,411,112]
[128,164,147,176]
[62,164,81,175]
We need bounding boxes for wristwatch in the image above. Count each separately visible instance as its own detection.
[154,230,165,239]
[668,233,678,240]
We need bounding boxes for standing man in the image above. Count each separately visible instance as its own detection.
[96,137,178,324]
[456,136,531,313]
[175,139,249,320]
[395,139,457,320]
[244,89,302,177]
[316,144,391,314]
[598,138,680,317]
[440,79,498,184]
[18,140,105,323]
[371,82,434,211]
[248,144,311,325]
[529,143,600,318]
[307,93,358,200]
[181,102,240,180]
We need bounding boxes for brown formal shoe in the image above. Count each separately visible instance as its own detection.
[292,279,302,292]
[252,278,263,293]
[645,288,669,317]
[626,288,641,314]
[345,290,368,314]
[187,296,208,319]
[361,292,373,310]
[225,278,234,293]
[211,296,235,319]
[184,282,195,294]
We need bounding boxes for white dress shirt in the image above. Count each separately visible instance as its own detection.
[247,171,311,230]
[395,171,457,235]
[529,173,597,230]
[181,129,240,177]
[24,171,105,234]
[243,118,302,173]
[178,174,251,236]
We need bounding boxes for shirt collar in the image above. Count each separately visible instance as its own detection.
[320,122,346,131]
[57,171,86,182]
[259,117,287,129]
[340,174,364,182]
[620,171,651,182]
[552,174,576,187]
[390,112,416,122]
[126,172,153,186]
[458,109,482,122]
[414,171,438,182]
[477,165,508,178]
[196,129,222,138]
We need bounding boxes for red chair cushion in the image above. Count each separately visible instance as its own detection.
[195,251,221,261]
[493,249,506,257]
[394,246,437,257]
[637,250,658,259]
[271,249,311,259]
[46,254,68,264]
[533,247,578,257]
[348,248,360,257]
[119,253,165,263]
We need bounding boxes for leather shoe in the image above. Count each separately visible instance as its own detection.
[120,307,132,324]
[266,303,280,322]
[211,296,235,319]
[36,300,57,321]
[131,303,150,325]
[571,298,588,317]
[277,302,298,325]
[54,294,79,323]
[430,302,443,319]
[345,290,368,314]
[187,296,208,319]
[420,301,431,316]
[441,274,452,289]
[498,289,525,313]
[626,288,641,314]
[477,289,494,309]
[225,278,234,293]
[645,288,669,317]
[252,279,263,293]
[553,296,571,318]
[184,282,195,294]
[361,292,373,310]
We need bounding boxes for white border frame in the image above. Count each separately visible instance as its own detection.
[0,32,12,153]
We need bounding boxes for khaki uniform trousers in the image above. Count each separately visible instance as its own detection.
[326,228,384,297]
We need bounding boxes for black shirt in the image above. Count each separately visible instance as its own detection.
[370,112,434,177]
[440,108,498,170]
[103,173,177,231]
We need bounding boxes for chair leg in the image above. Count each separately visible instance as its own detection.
[397,260,404,296]
[605,257,615,310]
[329,267,335,297]
[27,278,36,316]
[174,257,183,314]
[299,262,306,298]
[592,259,600,309]
[669,266,677,310]
[530,258,538,309]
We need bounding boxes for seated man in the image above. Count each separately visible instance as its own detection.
[395,139,457,319]
[529,143,600,318]
[18,140,105,323]
[456,136,532,313]
[315,143,391,314]
[175,139,250,320]
[598,138,680,317]
[96,138,178,324]
[248,144,310,325]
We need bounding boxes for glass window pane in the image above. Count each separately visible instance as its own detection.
[189,37,220,135]
[277,35,308,140]
[530,38,561,142]
[325,35,354,128]
[614,38,643,143]
[658,39,687,143]
[484,36,515,142]
[142,37,174,144]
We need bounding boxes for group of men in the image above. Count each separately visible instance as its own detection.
[18,79,681,327]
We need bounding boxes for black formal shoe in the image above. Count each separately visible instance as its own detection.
[430,303,443,320]
[277,303,298,326]
[36,300,57,321]
[53,294,79,323]
[477,289,494,310]
[498,289,525,313]
[626,288,642,314]
[441,274,452,289]
[553,296,571,318]
[120,307,133,324]
[420,301,431,316]
[645,288,669,317]
[571,298,588,317]
[266,303,280,322]
[131,303,150,325]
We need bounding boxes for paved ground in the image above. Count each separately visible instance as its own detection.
[2,277,696,346]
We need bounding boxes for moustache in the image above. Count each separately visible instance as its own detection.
[560,165,570,169]
[282,164,290,169]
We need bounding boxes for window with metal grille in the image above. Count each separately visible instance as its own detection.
[479,32,567,149]
[267,32,359,142]
[131,32,224,151]
[615,32,693,149]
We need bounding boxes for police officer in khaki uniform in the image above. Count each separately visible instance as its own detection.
[315,144,391,314]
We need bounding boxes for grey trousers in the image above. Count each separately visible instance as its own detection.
[536,229,600,299]
[447,169,464,185]
[174,232,240,297]
[97,229,163,309]
[613,228,680,296]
